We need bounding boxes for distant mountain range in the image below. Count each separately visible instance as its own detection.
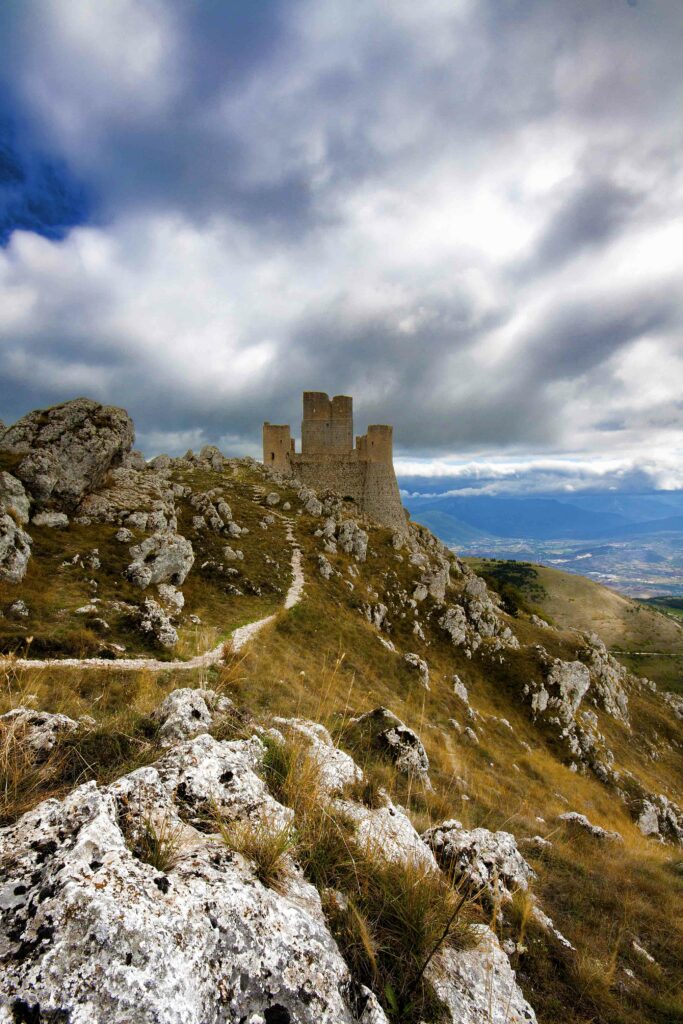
[399,486,683,545]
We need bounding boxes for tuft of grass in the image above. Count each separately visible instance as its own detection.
[260,733,474,1023]
[124,809,187,873]
[216,813,296,890]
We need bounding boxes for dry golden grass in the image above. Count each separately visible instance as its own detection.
[216,812,296,890]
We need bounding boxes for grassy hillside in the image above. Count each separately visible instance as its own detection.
[2,459,683,1023]
[469,558,683,693]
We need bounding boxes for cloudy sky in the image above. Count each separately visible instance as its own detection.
[1,0,682,494]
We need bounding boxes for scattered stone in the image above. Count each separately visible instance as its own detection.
[135,598,179,648]
[116,527,133,542]
[558,812,623,842]
[7,598,29,619]
[346,707,430,780]
[126,531,195,589]
[265,492,280,506]
[403,652,430,689]
[31,510,69,528]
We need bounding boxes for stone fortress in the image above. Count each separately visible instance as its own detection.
[263,391,406,532]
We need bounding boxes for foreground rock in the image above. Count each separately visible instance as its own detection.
[0,397,134,510]
[431,927,537,1024]
[0,735,359,1024]
[0,693,537,1024]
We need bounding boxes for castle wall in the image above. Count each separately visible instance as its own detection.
[262,423,292,473]
[301,392,353,454]
[290,452,407,533]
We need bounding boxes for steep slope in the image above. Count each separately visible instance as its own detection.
[469,558,683,693]
[1,399,683,1024]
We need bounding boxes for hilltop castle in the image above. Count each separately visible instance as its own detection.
[263,392,406,532]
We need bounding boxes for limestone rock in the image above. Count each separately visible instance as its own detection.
[0,397,134,510]
[338,799,438,870]
[135,598,178,648]
[430,926,537,1024]
[151,688,234,745]
[422,820,534,900]
[271,718,362,794]
[0,707,80,757]
[559,812,623,842]
[403,652,430,689]
[266,491,280,506]
[156,583,185,611]
[7,598,29,619]
[0,512,32,583]
[126,531,194,589]
[346,707,430,780]
[32,510,69,528]
[0,471,30,524]
[635,795,683,843]
[439,605,468,647]
[0,735,360,1024]
[583,634,630,723]
[318,554,334,579]
[336,520,368,562]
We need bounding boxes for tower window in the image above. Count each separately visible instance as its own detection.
[271,452,275,460]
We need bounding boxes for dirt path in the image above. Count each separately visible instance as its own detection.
[1,521,305,673]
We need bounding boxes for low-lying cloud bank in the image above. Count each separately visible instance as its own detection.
[397,454,683,498]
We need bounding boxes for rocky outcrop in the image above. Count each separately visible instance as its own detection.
[125,531,195,589]
[0,512,32,583]
[345,707,430,780]
[635,795,683,843]
[439,576,518,654]
[0,707,80,757]
[0,734,359,1024]
[423,820,574,951]
[0,398,134,510]
[135,598,179,648]
[583,634,629,723]
[0,712,536,1024]
[0,471,30,523]
[430,927,537,1024]
[151,687,234,745]
[422,819,534,900]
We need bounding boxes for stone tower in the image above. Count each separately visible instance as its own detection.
[262,392,406,533]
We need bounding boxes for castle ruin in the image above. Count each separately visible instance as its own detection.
[263,392,406,532]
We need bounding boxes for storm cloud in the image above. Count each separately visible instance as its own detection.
[0,0,681,494]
